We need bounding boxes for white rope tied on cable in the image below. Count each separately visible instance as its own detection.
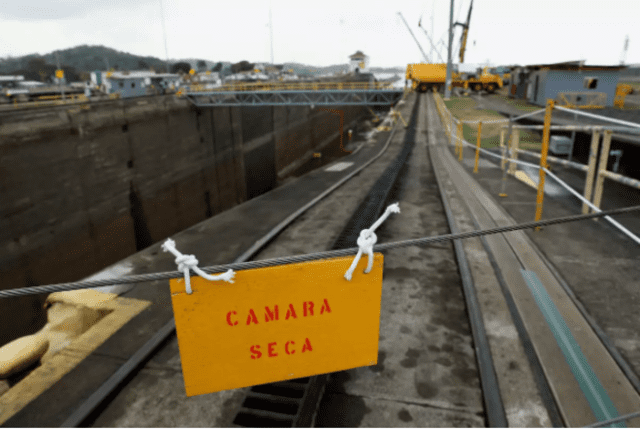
[161,239,235,294]
[344,203,400,281]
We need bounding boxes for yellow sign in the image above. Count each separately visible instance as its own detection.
[170,254,383,396]
[55,69,64,79]
[189,69,196,75]
[359,61,365,69]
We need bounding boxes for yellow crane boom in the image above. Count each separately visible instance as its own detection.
[455,0,473,63]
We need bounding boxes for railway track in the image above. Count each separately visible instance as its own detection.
[65,93,417,427]
[229,93,640,427]
[425,93,640,427]
[9,91,640,427]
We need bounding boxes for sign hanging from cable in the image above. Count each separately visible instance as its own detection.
[169,254,384,396]
[168,205,399,396]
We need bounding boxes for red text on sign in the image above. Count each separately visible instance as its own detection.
[250,338,314,359]
[226,299,331,327]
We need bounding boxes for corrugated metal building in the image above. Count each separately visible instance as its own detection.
[510,61,626,107]
[108,76,147,98]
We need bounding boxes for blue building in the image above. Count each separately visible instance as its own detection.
[510,61,626,107]
[107,76,147,98]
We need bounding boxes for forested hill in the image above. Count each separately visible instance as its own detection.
[0,45,403,82]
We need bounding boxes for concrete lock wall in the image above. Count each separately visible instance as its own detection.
[0,96,366,345]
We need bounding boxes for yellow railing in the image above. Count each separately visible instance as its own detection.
[1,93,120,111]
[555,92,606,109]
[34,93,89,102]
[185,81,395,93]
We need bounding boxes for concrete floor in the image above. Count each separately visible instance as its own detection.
[315,96,484,427]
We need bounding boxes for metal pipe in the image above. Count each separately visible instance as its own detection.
[544,168,640,246]
[474,121,482,173]
[601,168,640,190]
[457,121,464,159]
[516,149,588,172]
[556,105,640,129]
[501,124,640,133]
[499,118,513,197]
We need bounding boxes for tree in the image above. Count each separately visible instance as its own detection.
[138,60,149,69]
[212,62,222,72]
[197,60,207,72]
[62,66,80,82]
[171,61,191,74]
[231,60,254,74]
[25,58,56,82]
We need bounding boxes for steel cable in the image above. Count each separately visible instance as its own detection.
[1,205,638,299]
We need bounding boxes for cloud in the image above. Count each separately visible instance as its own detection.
[0,0,155,21]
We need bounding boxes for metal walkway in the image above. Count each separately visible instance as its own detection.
[184,89,404,107]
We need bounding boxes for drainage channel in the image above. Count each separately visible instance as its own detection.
[232,96,420,427]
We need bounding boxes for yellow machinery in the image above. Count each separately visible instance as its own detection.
[406,63,446,92]
[614,83,634,108]
[466,67,504,93]
[453,0,503,93]
[406,63,469,93]
[405,0,500,95]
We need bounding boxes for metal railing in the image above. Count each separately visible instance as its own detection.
[183,81,395,94]
[433,93,640,245]
[0,92,121,111]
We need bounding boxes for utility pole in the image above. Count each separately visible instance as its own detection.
[55,52,65,100]
[159,0,170,72]
[444,0,454,99]
[269,6,274,64]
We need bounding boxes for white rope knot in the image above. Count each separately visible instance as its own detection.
[344,203,400,281]
[175,253,199,273]
[162,238,235,295]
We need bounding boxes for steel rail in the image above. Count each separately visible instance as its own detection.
[426,93,508,427]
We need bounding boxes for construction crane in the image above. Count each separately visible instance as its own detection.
[418,17,445,63]
[454,0,473,63]
[398,12,430,63]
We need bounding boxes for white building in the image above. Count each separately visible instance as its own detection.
[89,70,181,95]
[349,51,370,74]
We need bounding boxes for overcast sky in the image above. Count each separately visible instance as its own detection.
[1,0,639,69]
